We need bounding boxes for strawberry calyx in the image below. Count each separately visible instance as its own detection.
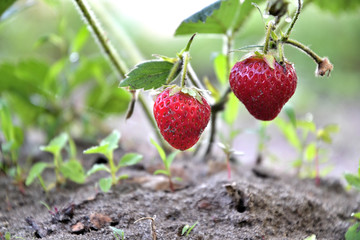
[156,85,208,105]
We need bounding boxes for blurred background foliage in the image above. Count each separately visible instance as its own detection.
[0,0,360,175]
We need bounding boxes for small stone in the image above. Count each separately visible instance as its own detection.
[71,222,85,234]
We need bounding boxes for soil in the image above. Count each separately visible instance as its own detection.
[1,148,359,240]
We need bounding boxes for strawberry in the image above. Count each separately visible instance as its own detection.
[153,87,211,151]
[229,55,297,121]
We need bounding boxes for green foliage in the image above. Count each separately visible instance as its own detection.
[151,139,180,191]
[0,22,130,141]
[26,132,86,191]
[275,109,338,178]
[0,99,23,162]
[84,130,143,192]
[175,0,264,35]
[109,226,125,240]
[0,0,16,18]
[344,159,360,190]
[345,223,360,240]
[182,221,198,237]
[304,234,316,240]
[311,0,360,14]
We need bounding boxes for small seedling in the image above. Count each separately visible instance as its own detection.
[275,109,338,183]
[109,226,124,240]
[134,216,157,240]
[303,235,316,240]
[181,221,198,237]
[217,142,243,180]
[84,130,143,192]
[26,132,86,191]
[151,139,180,192]
[0,99,24,188]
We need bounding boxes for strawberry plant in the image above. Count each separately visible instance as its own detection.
[84,130,143,192]
[26,132,86,192]
[151,139,180,192]
[0,99,24,186]
[275,110,338,182]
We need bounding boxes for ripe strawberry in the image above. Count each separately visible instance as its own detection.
[229,55,297,121]
[153,87,211,151]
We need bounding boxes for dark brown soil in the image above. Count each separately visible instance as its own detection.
[1,151,358,240]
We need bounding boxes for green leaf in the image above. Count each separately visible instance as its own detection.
[87,164,111,176]
[150,138,166,162]
[0,0,16,19]
[175,0,264,35]
[165,151,179,170]
[40,132,68,155]
[117,174,129,181]
[263,54,275,70]
[345,223,360,240]
[4,232,11,240]
[353,212,360,220]
[83,144,110,156]
[154,169,170,176]
[86,85,131,115]
[303,234,316,240]
[84,130,121,155]
[297,120,316,133]
[72,25,89,52]
[182,225,190,236]
[99,177,112,192]
[345,173,360,189]
[119,60,179,90]
[223,92,240,125]
[118,153,143,168]
[305,142,316,162]
[214,53,227,84]
[312,0,360,14]
[284,105,297,128]
[109,226,125,240]
[59,159,86,184]
[275,118,301,151]
[317,124,339,143]
[26,162,49,186]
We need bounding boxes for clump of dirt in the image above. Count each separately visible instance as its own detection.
[1,155,359,240]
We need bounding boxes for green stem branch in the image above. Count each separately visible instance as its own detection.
[73,0,128,77]
[283,38,323,64]
[263,21,273,54]
[284,0,302,39]
[73,0,165,147]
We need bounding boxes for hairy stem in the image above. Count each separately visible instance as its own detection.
[263,21,273,54]
[73,0,165,147]
[284,0,302,39]
[180,52,190,88]
[284,38,323,64]
[73,0,128,77]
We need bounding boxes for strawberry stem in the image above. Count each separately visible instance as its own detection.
[284,0,302,40]
[73,0,166,149]
[283,38,323,64]
[165,60,182,85]
[180,52,190,88]
[263,21,273,54]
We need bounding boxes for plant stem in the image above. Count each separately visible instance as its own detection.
[226,154,231,180]
[315,145,320,185]
[263,21,273,54]
[73,0,128,77]
[283,38,323,64]
[165,60,182,85]
[284,0,302,39]
[204,34,233,158]
[180,52,190,88]
[107,152,117,184]
[73,0,165,148]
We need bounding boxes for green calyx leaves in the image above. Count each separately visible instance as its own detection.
[163,85,207,105]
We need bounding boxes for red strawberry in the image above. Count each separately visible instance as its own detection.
[229,55,297,121]
[153,87,211,151]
